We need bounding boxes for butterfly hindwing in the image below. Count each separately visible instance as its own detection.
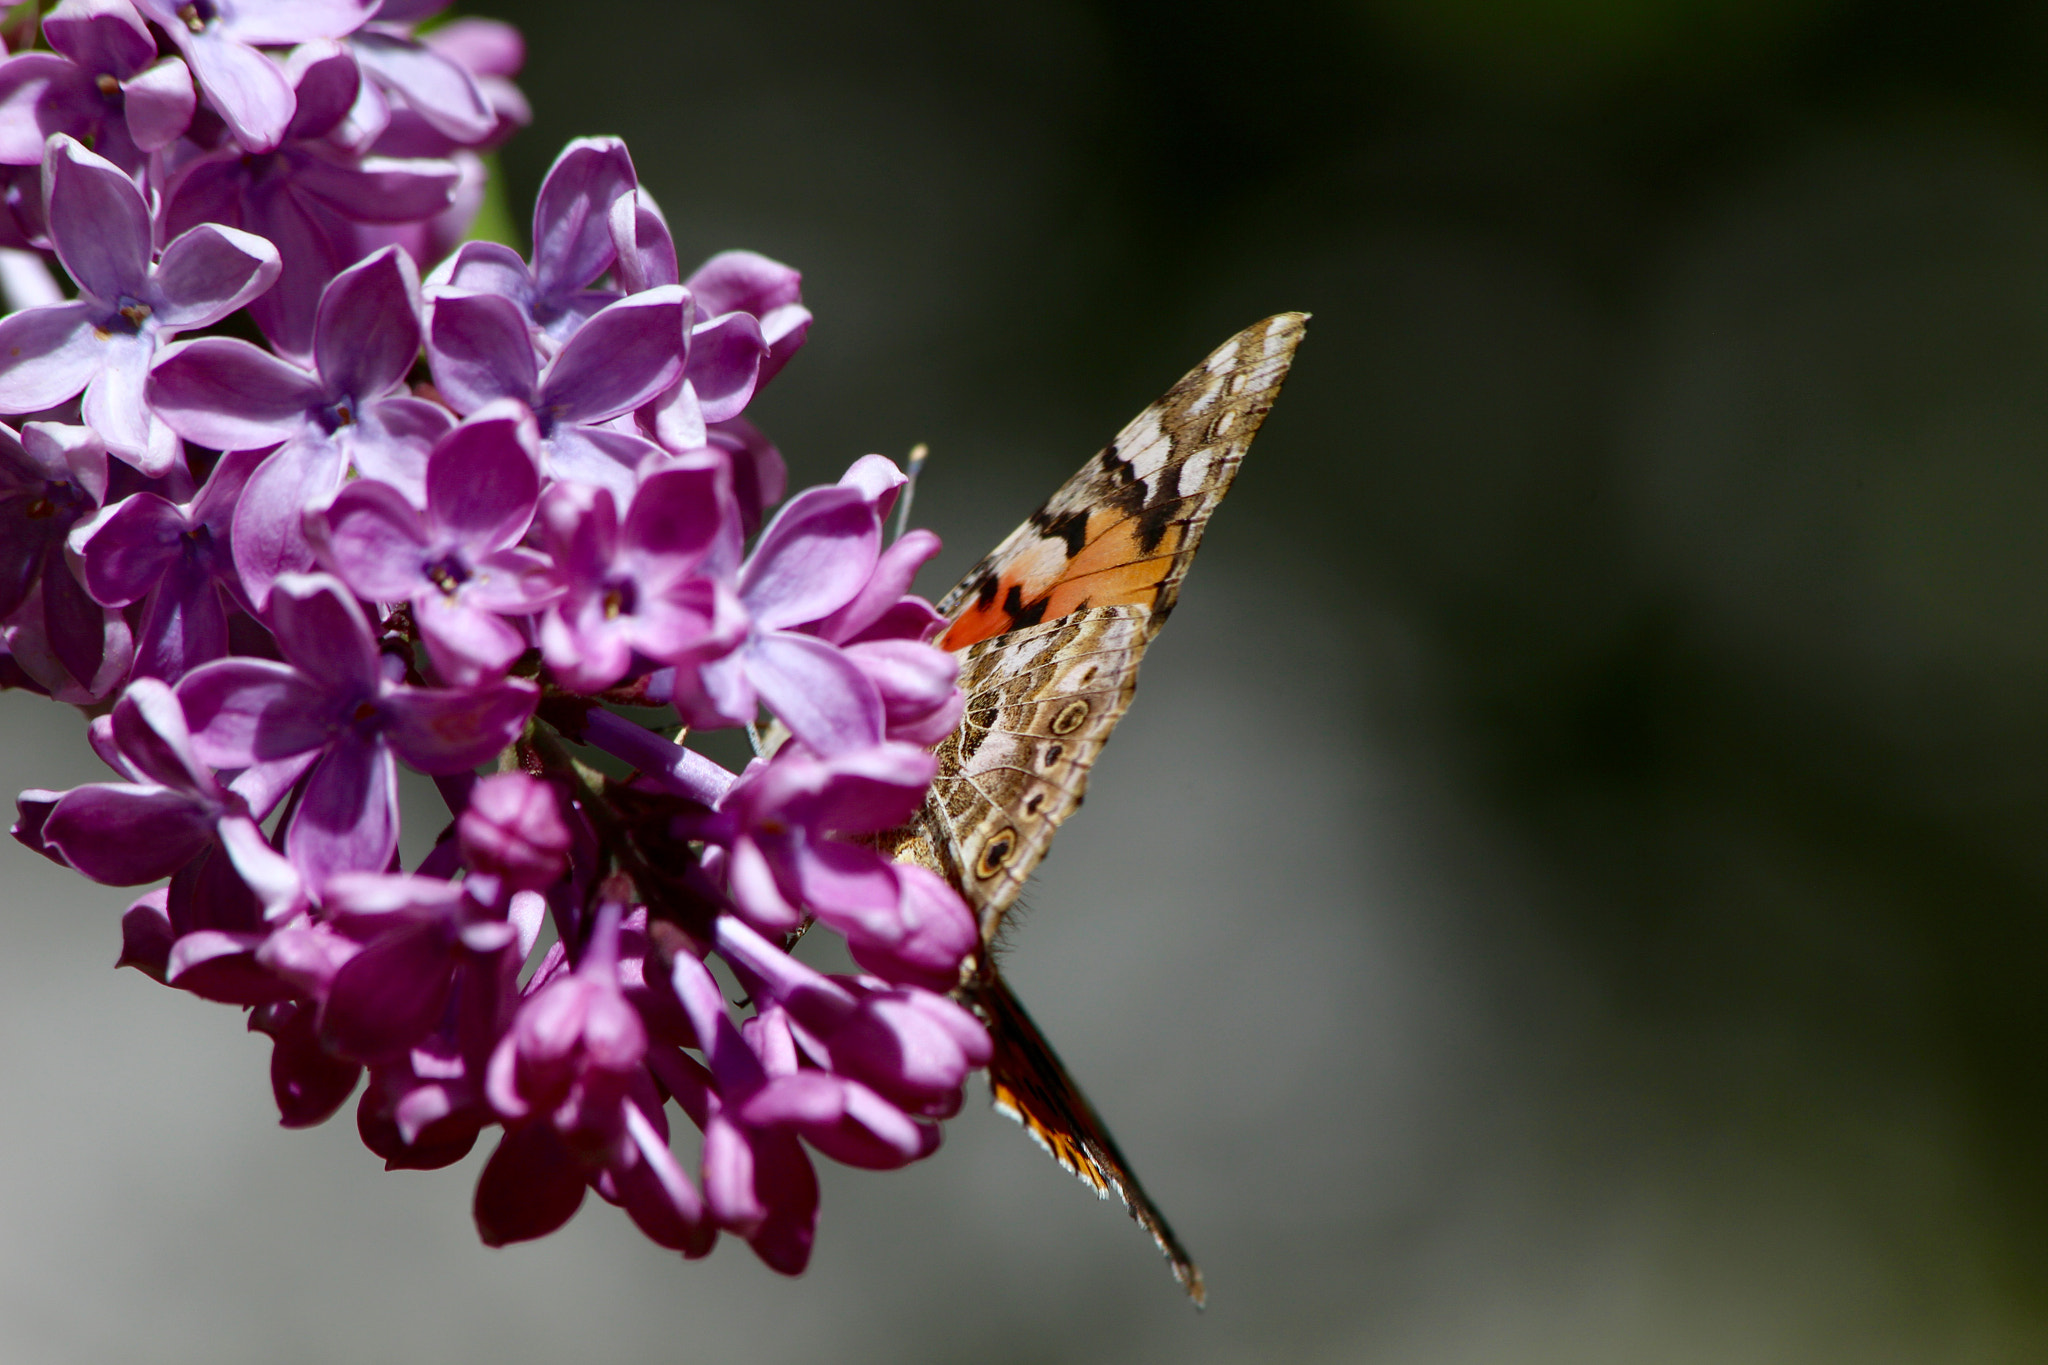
[928,605,1148,942]
[973,964,1206,1305]
[892,312,1306,1307]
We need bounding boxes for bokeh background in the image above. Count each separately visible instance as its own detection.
[7,0,2048,1360]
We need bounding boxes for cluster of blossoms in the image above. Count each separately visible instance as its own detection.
[0,0,989,1273]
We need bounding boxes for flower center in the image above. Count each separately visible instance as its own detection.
[21,476,86,525]
[176,2,215,33]
[601,578,637,620]
[316,396,357,434]
[425,553,469,597]
[95,74,120,98]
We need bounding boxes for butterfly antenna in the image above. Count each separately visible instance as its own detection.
[892,442,930,543]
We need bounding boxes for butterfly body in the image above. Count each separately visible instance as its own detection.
[892,312,1307,1307]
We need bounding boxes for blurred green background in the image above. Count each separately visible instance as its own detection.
[8,0,2048,1360]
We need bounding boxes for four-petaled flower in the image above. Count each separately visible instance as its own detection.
[175,572,535,882]
[313,400,557,684]
[149,244,450,606]
[0,136,279,475]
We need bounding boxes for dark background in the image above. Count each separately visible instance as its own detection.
[7,1,2048,1359]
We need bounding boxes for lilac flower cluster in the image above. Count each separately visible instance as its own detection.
[0,0,987,1274]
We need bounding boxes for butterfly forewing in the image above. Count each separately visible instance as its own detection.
[894,312,1306,1307]
[938,312,1306,650]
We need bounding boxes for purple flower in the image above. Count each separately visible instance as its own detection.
[535,455,745,693]
[695,741,977,988]
[132,0,374,151]
[807,525,964,746]
[654,957,818,1268]
[175,572,536,882]
[0,136,280,475]
[651,927,973,1272]
[357,1050,490,1168]
[486,897,644,1140]
[675,459,915,753]
[686,249,812,388]
[609,194,782,453]
[713,912,990,1118]
[457,771,569,894]
[148,245,451,607]
[69,446,261,682]
[20,676,305,1001]
[426,283,688,501]
[0,71,1003,1282]
[311,401,555,684]
[476,900,713,1253]
[668,951,943,1171]
[3,567,134,703]
[25,675,297,898]
[345,19,494,150]
[427,135,633,343]
[251,998,364,1128]
[307,871,522,1063]
[0,418,121,696]
[161,53,459,363]
[417,17,526,138]
[351,880,545,1169]
[0,0,196,173]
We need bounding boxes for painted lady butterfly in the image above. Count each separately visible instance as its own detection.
[884,312,1308,1305]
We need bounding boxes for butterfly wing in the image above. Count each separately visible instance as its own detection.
[974,962,1206,1306]
[917,604,1149,940]
[911,311,1308,935]
[937,311,1308,651]
[893,312,1306,1306]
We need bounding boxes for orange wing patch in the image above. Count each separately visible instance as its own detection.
[940,512,1186,651]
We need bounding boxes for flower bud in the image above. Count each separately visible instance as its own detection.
[458,772,570,892]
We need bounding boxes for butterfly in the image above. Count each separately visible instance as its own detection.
[883,312,1308,1306]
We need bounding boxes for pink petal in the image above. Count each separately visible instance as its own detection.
[0,300,100,412]
[148,337,320,449]
[314,244,420,401]
[41,135,147,302]
[538,286,687,425]
[150,223,281,328]
[123,57,197,150]
[380,676,536,773]
[426,288,536,413]
[316,477,429,599]
[287,734,398,881]
[266,571,380,695]
[180,30,296,152]
[738,484,878,631]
